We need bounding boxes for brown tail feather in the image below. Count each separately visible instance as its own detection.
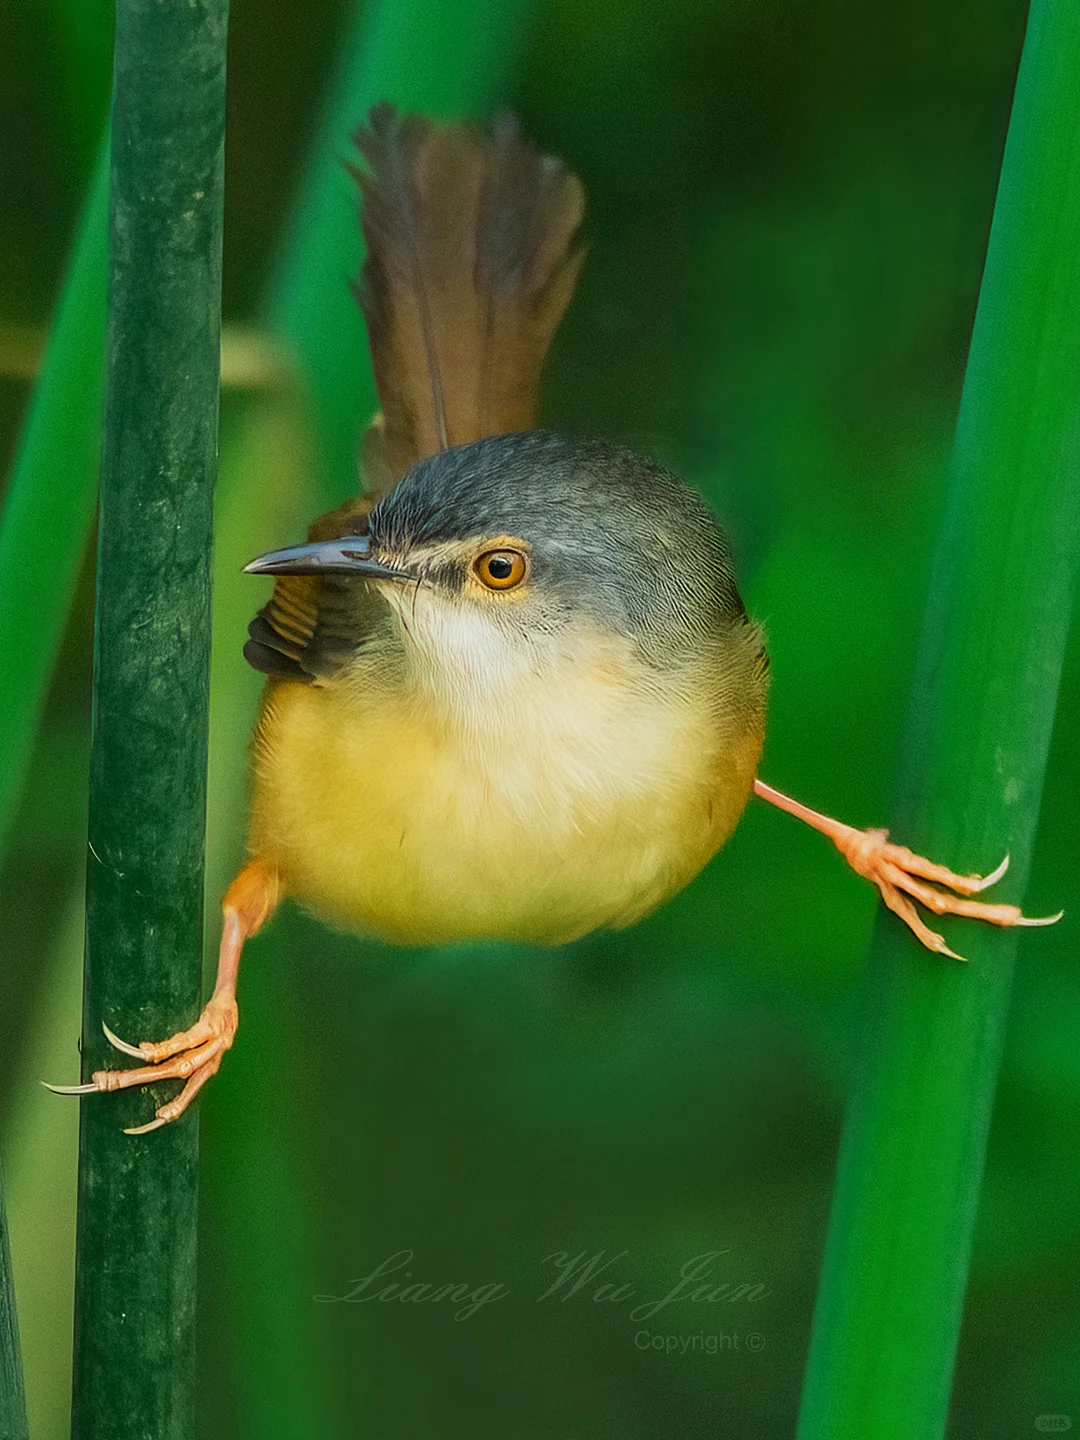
[351,104,585,485]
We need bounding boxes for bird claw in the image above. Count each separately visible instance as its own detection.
[832,829,1062,960]
[968,852,1010,893]
[42,997,237,1133]
[123,1115,172,1137]
[102,1021,149,1060]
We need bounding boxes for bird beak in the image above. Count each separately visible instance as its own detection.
[243,535,410,581]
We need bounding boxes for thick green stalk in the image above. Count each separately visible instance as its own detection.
[0,1165,28,1440]
[0,144,107,860]
[71,1,228,1437]
[797,6,1080,1437]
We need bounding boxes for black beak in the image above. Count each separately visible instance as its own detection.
[243,534,410,581]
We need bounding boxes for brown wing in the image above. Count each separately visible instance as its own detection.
[243,498,376,682]
[352,104,586,485]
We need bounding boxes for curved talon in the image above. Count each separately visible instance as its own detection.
[877,879,967,961]
[40,858,277,1134]
[970,853,1010,893]
[934,943,967,963]
[124,1116,171,1136]
[46,1010,235,1132]
[835,832,1054,958]
[102,1021,148,1060]
[751,782,1060,960]
[1015,910,1064,928]
[921,926,966,963]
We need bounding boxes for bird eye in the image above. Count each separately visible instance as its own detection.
[474,548,527,591]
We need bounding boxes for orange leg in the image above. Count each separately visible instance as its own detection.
[46,857,281,1133]
[753,779,1061,961]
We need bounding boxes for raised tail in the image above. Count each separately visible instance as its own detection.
[350,104,586,488]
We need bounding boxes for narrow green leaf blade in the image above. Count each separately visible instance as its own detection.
[0,144,107,859]
[798,4,1080,1436]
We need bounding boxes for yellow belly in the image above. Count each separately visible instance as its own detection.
[249,666,763,947]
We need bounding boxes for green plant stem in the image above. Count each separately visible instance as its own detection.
[70,1,228,1436]
[797,5,1080,1437]
[0,143,107,861]
[0,1164,28,1440]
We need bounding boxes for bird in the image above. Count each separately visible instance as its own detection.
[52,105,1059,1133]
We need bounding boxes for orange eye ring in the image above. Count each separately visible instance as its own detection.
[474,548,528,591]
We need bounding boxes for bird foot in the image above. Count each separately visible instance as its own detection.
[832,827,1062,961]
[44,993,237,1134]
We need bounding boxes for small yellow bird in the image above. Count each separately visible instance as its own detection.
[60,106,1056,1133]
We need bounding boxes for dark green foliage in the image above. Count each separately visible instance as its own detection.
[71,1,227,1436]
[0,1170,28,1440]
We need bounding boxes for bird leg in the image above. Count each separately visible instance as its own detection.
[752,779,1060,961]
[45,857,281,1133]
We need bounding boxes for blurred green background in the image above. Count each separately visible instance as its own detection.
[2,0,1078,1436]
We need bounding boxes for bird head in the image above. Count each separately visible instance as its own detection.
[244,431,748,712]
